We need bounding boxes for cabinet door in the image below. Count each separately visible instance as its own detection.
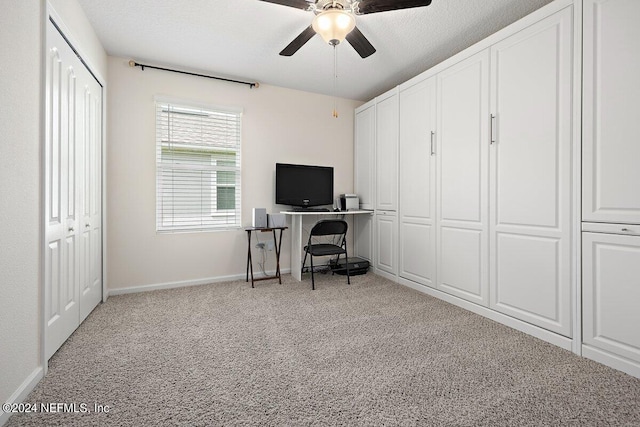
[376,92,399,211]
[436,50,490,306]
[354,213,373,262]
[399,77,436,287]
[489,6,573,337]
[375,212,397,275]
[583,0,640,224]
[355,103,375,209]
[583,232,640,364]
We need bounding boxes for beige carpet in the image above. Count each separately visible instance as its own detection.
[7,272,640,426]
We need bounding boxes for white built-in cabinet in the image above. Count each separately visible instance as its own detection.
[355,0,579,345]
[45,20,103,360]
[488,6,574,337]
[398,77,436,288]
[580,0,640,376]
[436,50,490,306]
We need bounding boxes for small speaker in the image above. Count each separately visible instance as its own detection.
[252,208,267,228]
[267,213,286,228]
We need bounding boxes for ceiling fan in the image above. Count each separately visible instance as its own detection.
[260,0,433,58]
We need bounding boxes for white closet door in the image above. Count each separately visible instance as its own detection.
[583,0,640,224]
[79,74,102,322]
[399,77,436,287]
[45,21,102,359]
[436,50,490,306]
[489,6,573,337]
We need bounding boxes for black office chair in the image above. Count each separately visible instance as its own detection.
[302,219,350,290]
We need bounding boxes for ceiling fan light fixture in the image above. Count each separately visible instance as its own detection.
[312,9,356,46]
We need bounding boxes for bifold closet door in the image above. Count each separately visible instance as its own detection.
[488,6,573,337]
[45,21,102,359]
[436,50,490,306]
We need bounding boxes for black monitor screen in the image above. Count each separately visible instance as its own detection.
[275,163,334,208]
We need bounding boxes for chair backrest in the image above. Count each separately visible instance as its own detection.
[309,219,348,237]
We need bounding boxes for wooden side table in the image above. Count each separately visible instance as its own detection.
[245,227,287,288]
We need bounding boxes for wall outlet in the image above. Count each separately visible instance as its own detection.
[266,241,274,251]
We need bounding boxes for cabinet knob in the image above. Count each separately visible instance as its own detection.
[622,228,629,232]
[68,227,74,232]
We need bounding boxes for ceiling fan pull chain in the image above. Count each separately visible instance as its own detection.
[333,45,339,118]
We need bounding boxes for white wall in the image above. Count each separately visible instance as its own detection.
[0,0,43,415]
[0,0,107,423]
[107,56,362,291]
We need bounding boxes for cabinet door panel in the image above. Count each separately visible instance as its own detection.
[436,50,490,306]
[376,213,397,275]
[355,104,375,209]
[495,233,565,327]
[399,77,436,287]
[400,222,433,287]
[354,214,373,262]
[439,228,484,304]
[583,232,640,364]
[583,0,640,224]
[489,6,573,337]
[376,93,398,211]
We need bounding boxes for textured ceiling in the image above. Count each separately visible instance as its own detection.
[77,0,553,101]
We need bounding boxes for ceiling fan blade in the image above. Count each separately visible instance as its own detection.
[258,0,312,10]
[346,26,376,58]
[356,0,432,15]
[280,25,316,56]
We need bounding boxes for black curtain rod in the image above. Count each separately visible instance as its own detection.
[128,60,259,89]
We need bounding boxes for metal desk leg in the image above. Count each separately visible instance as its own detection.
[246,230,254,288]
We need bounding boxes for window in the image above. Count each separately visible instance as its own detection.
[156,99,241,232]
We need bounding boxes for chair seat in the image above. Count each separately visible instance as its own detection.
[304,243,347,257]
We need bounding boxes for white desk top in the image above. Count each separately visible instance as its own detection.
[281,209,373,215]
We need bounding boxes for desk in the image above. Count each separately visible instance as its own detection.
[245,227,287,288]
[281,210,374,281]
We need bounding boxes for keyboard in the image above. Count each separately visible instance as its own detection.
[291,208,331,212]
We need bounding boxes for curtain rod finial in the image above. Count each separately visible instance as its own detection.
[128,60,136,67]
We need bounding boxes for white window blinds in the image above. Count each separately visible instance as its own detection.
[156,100,242,232]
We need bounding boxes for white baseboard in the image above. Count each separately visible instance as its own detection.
[582,345,640,378]
[0,366,44,427]
[107,268,292,297]
[395,276,573,352]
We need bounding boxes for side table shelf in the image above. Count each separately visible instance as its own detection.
[245,227,287,288]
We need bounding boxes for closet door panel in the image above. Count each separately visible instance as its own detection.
[80,82,102,321]
[376,212,397,275]
[436,50,490,306]
[399,77,436,287]
[355,104,375,209]
[489,6,573,337]
[583,232,640,364]
[583,0,640,224]
[45,23,81,359]
[375,92,399,211]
